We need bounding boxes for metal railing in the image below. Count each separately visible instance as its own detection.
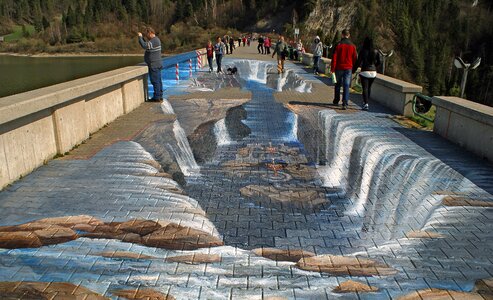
[411,93,434,122]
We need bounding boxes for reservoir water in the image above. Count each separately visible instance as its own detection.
[0,55,143,97]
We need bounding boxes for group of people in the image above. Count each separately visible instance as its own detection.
[139,27,380,111]
[257,36,272,55]
[329,29,380,110]
[205,37,226,73]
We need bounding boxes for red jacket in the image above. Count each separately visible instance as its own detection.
[330,38,357,72]
[206,44,214,58]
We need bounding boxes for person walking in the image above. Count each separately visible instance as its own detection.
[258,36,264,54]
[206,40,214,73]
[295,39,303,61]
[352,37,381,111]
[272,35,288,74]
[215,37,226,73]
[229,37,235,54]
[331,29,357,110]
[224,35,230,54]
[138,27,163,102]
[312,36,323,75]
[264,36,271,54]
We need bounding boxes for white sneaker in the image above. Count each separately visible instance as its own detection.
[363,104,369,110]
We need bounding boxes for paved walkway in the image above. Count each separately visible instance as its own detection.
[0,45,492,300]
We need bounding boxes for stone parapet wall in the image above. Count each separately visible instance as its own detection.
[0,66,148,189]
[433,96,493,162]
[372,74,422,116]
[301,51,421,116]
[301,52,331,74]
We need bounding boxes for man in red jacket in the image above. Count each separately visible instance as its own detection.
[331,29,357,110]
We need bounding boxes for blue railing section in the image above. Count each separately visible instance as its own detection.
[147,50,203,97]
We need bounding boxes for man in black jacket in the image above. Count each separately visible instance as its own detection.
[139,27,163,102]
[258,36,264,54]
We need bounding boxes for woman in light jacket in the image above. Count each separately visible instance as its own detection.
[311,36,323,75]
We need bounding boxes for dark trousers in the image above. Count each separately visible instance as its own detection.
[313,56,320,73]
[360,75,375,104]
[149,67,163,100]
[216,54,223,72]
[266,46,270,54]
[258,43,264,54]
[207,56,213,71]
[230,44,234,54]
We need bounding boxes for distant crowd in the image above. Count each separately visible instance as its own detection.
[139,27,381,111]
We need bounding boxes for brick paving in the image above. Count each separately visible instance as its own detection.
[0,45,492,299]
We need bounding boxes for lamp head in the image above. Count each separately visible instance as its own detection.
[454,57,466,69]
[471,57,481,69]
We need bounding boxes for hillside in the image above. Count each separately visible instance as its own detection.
[0,0,491,105]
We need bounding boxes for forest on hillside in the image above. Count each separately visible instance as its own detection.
[0,0,491,105]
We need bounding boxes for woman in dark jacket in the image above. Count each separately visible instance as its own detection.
[353,37,381,110]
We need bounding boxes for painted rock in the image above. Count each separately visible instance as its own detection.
[333,280,379,293]
[252,248,315,262]
[296,255,398,276]
[166,253,221,264]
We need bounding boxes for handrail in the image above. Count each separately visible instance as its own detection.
[411,93,434,122]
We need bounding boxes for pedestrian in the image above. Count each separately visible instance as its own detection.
[215,36,226,73]
[138,27,163,102]
[258,35,264,54]
[272,35,288,74]
[229,37,235,54]
[312,36,323,75]
[330,29,357,110]
[223,36,229,54]
[206,40,214,73]
[242,36,247,47]
[264,36,271,54]
[294,39,303,61]
[247,36,251,46]
[352,37,381,111]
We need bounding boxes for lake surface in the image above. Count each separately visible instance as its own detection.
[0,55,143,98]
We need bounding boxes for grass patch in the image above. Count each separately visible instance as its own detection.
[3,25,35,42]
[409,106,436,130]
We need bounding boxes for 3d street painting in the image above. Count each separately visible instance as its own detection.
[0,59,492,299]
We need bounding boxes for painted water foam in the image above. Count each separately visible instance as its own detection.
[214,119,233,146]
[170,120,200,176]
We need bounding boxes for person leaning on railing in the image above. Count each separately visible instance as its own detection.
[138,27,163,102]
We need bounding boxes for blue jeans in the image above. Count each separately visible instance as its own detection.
[149,67,163,100]
[334,69,352,106]
[207,56,213,71]
[216,54,223,72]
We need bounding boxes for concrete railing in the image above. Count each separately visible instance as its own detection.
[302,52,422,116]
[0,65,148,188]
[433,96,493,161]
[372,74,422,116]
[301,52,331,74]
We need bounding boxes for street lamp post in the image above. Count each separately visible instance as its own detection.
[378,49,394,75]
[454,56,481,98]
